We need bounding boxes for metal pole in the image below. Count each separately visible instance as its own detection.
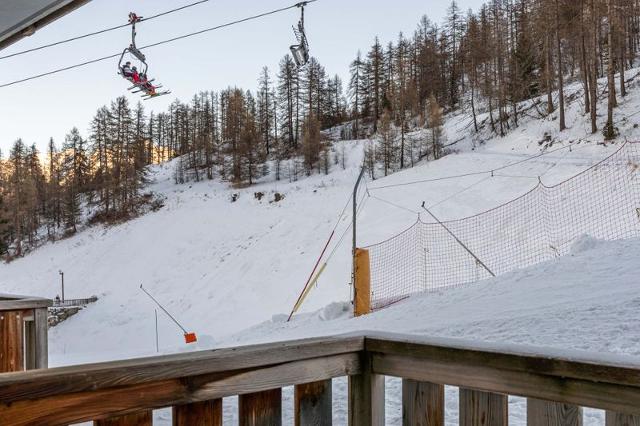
[352,166,366,303]
[140,284,189,335]
[59,271,65,302]
[421,202,496,277]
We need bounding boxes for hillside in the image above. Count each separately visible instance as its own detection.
[1,67,640,424]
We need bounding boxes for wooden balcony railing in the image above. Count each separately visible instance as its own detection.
[0,331,639,425]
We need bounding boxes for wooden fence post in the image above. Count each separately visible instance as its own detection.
[402,379,444,426]
[459,388,507,426]
[354,248,371,317]
[239,389,282,426]
[34,307,48,369]
[528,399,582,426]
[173,399,222,426]
[295,380,332,425]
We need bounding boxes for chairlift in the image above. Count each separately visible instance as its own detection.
[117,12,171,100]
[290,2,310,67]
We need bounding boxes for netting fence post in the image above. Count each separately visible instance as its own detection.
[354,248,371,316]
[352,166,366,311]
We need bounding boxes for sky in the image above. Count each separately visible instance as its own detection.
[0,0,484,154]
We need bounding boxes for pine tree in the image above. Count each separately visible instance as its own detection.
[277,55,300,150]
[349,51,366,138]
[367,37,385,131]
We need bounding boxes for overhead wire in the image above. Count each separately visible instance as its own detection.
[367,143,577,191]
[427,175,493,210]
[369,192,421,216]
[0,0,211,61]
[0,0,318,89]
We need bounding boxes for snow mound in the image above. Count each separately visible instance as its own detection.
[570,234,602,255]
[318,301,351,321]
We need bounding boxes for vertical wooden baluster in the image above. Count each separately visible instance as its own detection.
[349,354,385,426]
[34,307,49,369]
[528,399,582,426]
[94,410,153,426]
[403,379,444,426]
[605,411,640,426]
[0,310,24,373]
[173,399,223,426]
[459,388,507,426]
[295,380,332,425]
[239,389,282,426]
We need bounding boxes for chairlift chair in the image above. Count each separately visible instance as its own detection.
[117,12,171,100]
[290,3,310,67]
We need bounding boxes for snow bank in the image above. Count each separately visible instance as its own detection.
[570,234,603,255]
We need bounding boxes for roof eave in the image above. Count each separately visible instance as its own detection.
[0,0,92,52]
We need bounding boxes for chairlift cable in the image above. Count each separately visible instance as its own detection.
[0,0,211,61]
[0,0,319,89]
[367,143,576,191]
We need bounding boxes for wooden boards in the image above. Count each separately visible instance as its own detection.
[528,399,582,426]
[295,380,332,426]
[402,379,444,426]
[459,388,507,426]
[0,310,24,373]
[94,411,152,426]
[239,389,282,426]
[173,399,222,426]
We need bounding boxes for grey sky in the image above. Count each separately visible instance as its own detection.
[0,0,484,153]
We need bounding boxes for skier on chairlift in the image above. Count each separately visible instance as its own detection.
[121,61,133,78]
[139,73,156,95]
[131,66,140,83]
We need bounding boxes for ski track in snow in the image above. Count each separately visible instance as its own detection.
[4,69,640,425]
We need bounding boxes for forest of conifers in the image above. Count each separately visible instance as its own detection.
[1,0,639,256]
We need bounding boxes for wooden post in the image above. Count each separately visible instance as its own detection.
[94,411,152,426]
[0,311,25,373]
[402,379,444,426]
[606,411,640,426]
[34,307,48,369]
[295,380,332,426]
[459,388,507,426]
[173,399,222,426]
[528,399,582,426]
[349,354,385,426]
[354,248,371,317]
[239,389,282,426]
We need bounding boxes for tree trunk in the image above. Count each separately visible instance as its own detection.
[606,0,617,138]
[590,0,599,134]
[556,0,566,131]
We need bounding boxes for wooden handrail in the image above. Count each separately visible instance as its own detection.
[1,331,640,425]
[0,293,52,311]
[366,332,640,414]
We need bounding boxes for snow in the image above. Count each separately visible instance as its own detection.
[3,69,640,424]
